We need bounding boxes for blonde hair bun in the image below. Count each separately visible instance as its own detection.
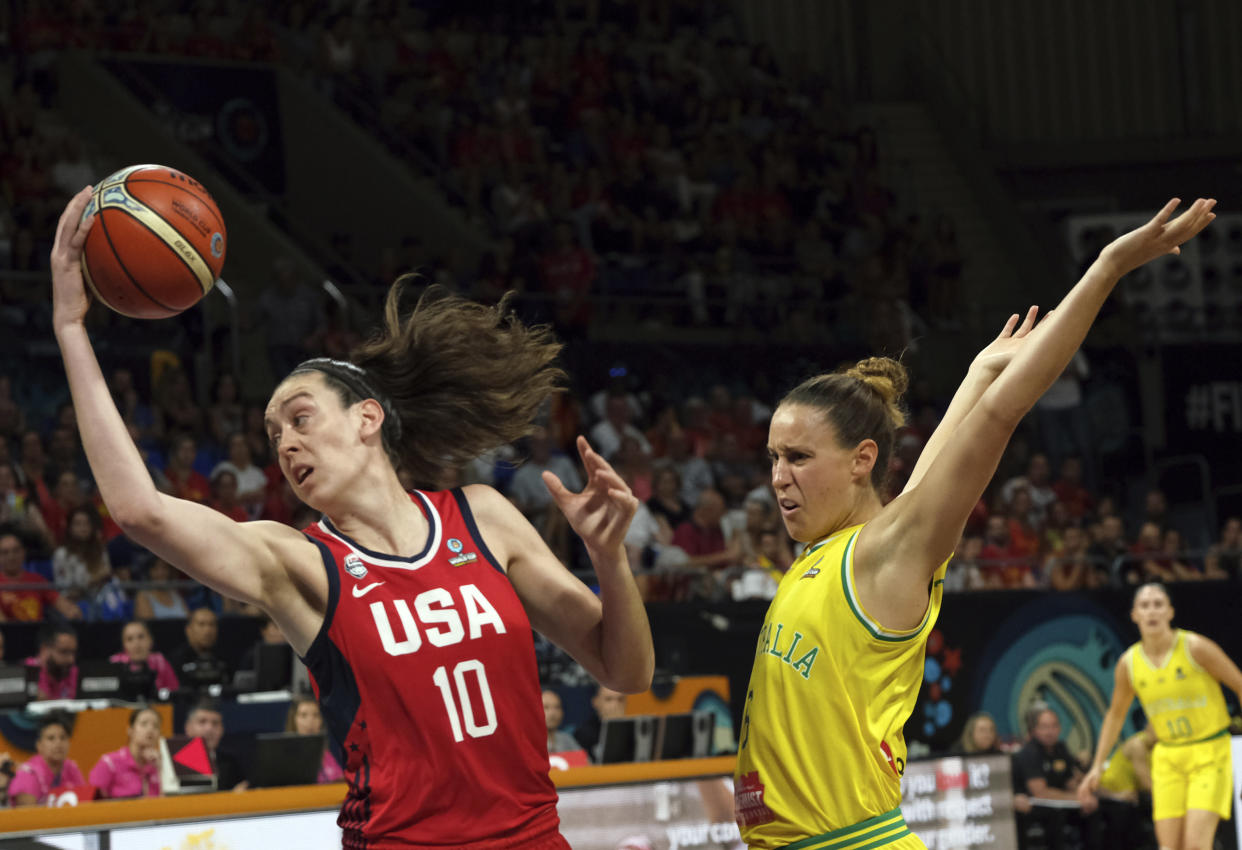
[844,357,908,428]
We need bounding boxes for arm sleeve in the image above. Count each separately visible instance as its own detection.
[88,756,114,796]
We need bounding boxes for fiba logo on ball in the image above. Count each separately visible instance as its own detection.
[211,232,224,258]
[447,538,464,554]
[345,554,368,579]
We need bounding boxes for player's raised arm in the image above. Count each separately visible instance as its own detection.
[50,189,318,641]
[861,199,1217,611]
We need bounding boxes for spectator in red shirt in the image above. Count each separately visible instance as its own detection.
[209,469,248,523]
[1051,456,1093,520]
[672,488,741,572]
[164,434,210,504]
[0,529,80,621]
[979,515,1035,588]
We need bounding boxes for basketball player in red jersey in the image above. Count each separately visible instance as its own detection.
[50,187,654,849]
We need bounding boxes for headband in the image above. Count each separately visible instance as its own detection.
[290,358,402,445]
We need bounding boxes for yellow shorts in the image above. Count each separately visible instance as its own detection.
[761,809,926,849]
[1151,732,1233,821]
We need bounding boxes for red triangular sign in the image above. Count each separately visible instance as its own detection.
[173,736,213,776]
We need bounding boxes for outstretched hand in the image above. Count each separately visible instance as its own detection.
[543,436,639,557]
[972,305,1046,377]
[1102,197,1217,277]
[50,186,97,330]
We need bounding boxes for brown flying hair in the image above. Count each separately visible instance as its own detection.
[315,280,565,485]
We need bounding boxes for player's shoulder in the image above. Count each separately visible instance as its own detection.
[457,483,516,526]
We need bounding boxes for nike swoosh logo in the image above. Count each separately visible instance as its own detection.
[352,581,385,598]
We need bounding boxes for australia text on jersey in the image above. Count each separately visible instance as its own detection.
[755,621,819,680]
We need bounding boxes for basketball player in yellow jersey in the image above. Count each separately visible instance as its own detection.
[735,195,1218,850]
[1080,583,1242,850]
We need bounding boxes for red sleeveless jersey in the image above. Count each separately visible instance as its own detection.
[300,489,566,849]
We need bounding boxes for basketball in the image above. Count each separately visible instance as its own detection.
[80,164,227,319]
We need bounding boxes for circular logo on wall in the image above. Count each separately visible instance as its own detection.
[344,554,367,579]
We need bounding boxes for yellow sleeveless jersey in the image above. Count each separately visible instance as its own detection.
[1129,630,1230,745]
[734,523,948,849]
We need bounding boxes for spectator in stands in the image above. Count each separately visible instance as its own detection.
[184,698,246,791]
[208,468,248,523]
[167,607,231,692]
[1203,516,1241,581]
[1158,528,1201,582]
[671,488,741,595]
[153,366,203,439]
[541,689,580,755]
[1131,522,1180,583]
[589,393,652,462]
[163,434,210,504]
[10,711,84,806]
[944,536,986,592]
[506,425,582,563]
[133,557,189,620]
[89,706,162,799]
[1012,703,1097,849]
[0,529,80,621]
[110,620,179,694]
[210,433,268,520]
[1046,526,1108,590]
[238,614,286,673]
[1141,488,1169,531]
[573,684,627,763]
[1002,453,1057,523]
[207,374,244,449]
[1034,351,1093,485]
[1052,456,1093,521]
[53,504,127,620]
[285,695,343,783]
[1005,487,1043,568]
[0,464,51,546]
[27,622,78,700]
[980,515,1034,588]
[646,465,691,531]
[1090,515,1133,584]
[956,711,1002,755]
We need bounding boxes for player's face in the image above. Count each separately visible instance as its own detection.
[1130,585,1174,634]
[767,404,859,543]
[122,623,152,661]
[265,373,370,512]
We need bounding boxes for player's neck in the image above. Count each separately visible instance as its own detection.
[325,475,430,557]
[1140,627,1176,658]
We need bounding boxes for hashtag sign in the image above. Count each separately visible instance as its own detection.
[1185,385,1212,429]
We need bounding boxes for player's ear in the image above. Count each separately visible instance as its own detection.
[356,398,385,441]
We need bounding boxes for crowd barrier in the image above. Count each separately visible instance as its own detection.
[0,752,1024,850]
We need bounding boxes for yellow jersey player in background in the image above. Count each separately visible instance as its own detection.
[1080,583,1242,850]
[733,196,1218,850]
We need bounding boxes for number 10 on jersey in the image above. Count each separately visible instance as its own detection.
[433,659,498,742]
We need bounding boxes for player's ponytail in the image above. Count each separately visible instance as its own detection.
[349,280,565,485]
[780,356,909,492]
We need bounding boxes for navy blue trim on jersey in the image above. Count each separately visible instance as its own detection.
[452,487,506,576]
[319,489,440,564]
[299,535,361,753]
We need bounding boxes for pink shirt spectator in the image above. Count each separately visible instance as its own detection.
[23,657,77,700]
[9,754,86,804]
[318,750,344,784]
[109,651,181,691]
[89,746,160,799]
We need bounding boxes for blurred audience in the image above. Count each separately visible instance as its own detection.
[88,706,163,799]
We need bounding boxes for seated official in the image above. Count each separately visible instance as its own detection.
[10,712,84,806]
[1012,704,1098,850]
[89,706,162,799]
